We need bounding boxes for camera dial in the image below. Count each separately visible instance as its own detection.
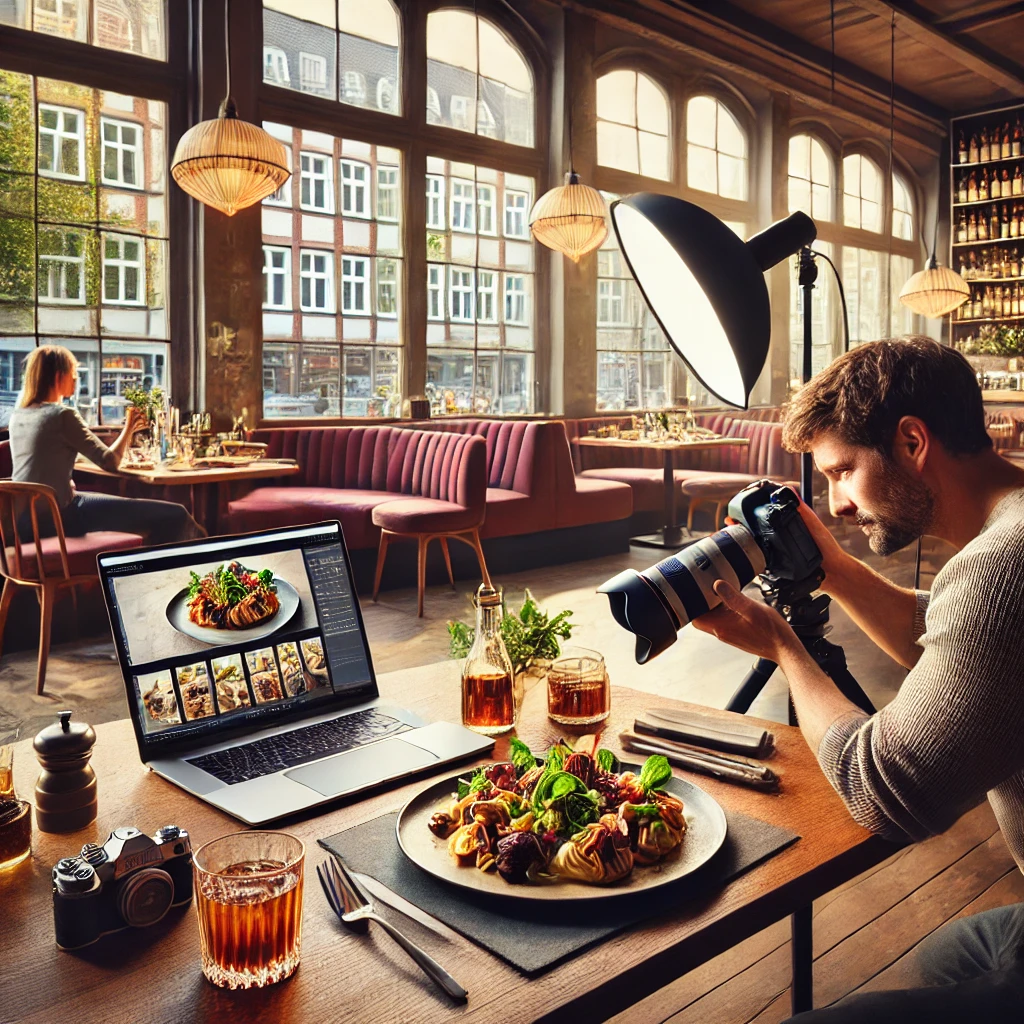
[117,868,174,928]
[156,825,181,842]
[80,843,106,866]
[54,857,98,894]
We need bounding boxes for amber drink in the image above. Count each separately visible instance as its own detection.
[193,832,304,989]
[0,730,30,872]
[461,583,519,736]
[547,648,610,726]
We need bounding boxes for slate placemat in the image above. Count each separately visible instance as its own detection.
[320,808,798,976]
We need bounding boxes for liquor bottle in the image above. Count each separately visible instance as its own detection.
[980,169,990,201]
[1014,119,1023,158]
[980,128,991,163]
[1013,284,1021,317]
[1001,251,1011,278]
[1002,168,1012,198]
[1014,165,1023,196]
[957,174,968,203]
[1012,248,1021,278]
[970,133,980,163]
[993,170,1002,199]
[959,131,969,163]
[1003,123,1013,159]
[460,583,518,736]
[973,291,983,319]
[968,171,979,202]
[1004,286,1013,317]
[968,250,978,278]
[983,286,994,317]
[991,207,1001,240]
[1013,205,1021,239]
[1002,205,1010,239]
[969,211,979,241]
[982,249,992,278]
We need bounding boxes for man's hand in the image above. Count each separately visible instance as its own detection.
[797,500,855,595]
[125,406,149,436]
[692,579,799,662]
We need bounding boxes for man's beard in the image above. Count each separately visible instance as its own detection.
[855,464,934,557]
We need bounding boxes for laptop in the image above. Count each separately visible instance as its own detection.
[97,521,493,825]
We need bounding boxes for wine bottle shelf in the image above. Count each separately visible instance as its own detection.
[953,236,1021,247]
[953,313,1024,324]
[963,277,1024,284]
[955,154,1024,169]
[954,197,1024,207]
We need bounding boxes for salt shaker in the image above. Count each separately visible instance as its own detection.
[33,711,97,833]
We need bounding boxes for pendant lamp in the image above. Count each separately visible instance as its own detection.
[899,254,970,318]
[171,0,289,216]
[530,171,608,262]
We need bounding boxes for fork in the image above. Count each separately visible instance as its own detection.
[317,856,468,1002]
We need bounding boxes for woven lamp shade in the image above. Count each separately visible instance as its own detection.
[899,262,970,318]
[529,172,608,262]
[171,106,290,217]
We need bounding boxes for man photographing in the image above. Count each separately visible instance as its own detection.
[693,337,1024,1021]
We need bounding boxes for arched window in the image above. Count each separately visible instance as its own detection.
[892,173,914,240]
[595,69,669,180]
[426,9,534,147]
[788,134,832,220]
[687,96,747,200]
[842,154,882,232]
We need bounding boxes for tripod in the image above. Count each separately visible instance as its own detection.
[723,247,875,718]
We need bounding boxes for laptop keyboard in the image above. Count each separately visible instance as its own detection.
[186,709,411,785]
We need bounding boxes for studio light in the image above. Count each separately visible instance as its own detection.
[610,195,816,408]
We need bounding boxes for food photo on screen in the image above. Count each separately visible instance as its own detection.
[176,662,215,721]
[246,648,285,703]
[110,549,318,665]
[299,637,329,690]
[210,653,252,714]
[134,670,182,733]
[276,641,306,698]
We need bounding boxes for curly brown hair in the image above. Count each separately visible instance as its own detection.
[782,336,991,458]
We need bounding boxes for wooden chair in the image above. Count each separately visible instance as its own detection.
[0,481,141,694]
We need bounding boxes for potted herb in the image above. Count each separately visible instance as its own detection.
[123,384,165,423]
[447,589,574,685]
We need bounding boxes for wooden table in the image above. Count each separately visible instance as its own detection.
[0,662,893,1024]
[73,459,300,534]
[576,435,749,549]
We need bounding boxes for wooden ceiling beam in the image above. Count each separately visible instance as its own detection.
[844,0,1024,94]
[937,2,1024,35]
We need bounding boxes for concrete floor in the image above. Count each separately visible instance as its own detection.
[0,506,954,742]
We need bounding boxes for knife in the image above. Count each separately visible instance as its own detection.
[350,871,459,943]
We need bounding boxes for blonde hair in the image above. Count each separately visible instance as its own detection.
[17,345,78,408]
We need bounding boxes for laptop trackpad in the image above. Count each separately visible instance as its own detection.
[284,738,437,798]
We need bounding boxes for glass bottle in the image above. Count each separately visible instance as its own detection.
[992,170,1002,199]
[1014,165,1024,196]
[958,131,968,163]
[968,171,979,202]
[969,133,980,163]
[1012,205,1020,239]
[0,728,31,872]
[980,128,991,163]
[1014,119,1022,158]
[1014,284,1021,317]
[1012,248,1021,278]
[1004,285,1013,317]
[979,170,990,201]
[968,212,978,241]
[460,583,518,736]
[1002,205,1011,239]
[1002,168,1012,196]
[1003,122,1013,159]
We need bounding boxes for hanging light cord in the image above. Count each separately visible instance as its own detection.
[220,0,233,115]
[811,248,851,353]
[830,0,836,105]
[886,12,895,333]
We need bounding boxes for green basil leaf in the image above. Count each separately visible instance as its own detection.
[509,737,536,777]
[457,779,470,800]
[469,770,490,794]
[596,748,620,774]
[638,754,672,794]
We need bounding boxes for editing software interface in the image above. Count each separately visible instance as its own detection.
[101,525,375,750]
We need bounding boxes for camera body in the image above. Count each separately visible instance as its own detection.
[52,825,192,950]
[600,480,823,663]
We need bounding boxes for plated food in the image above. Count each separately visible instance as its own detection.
[186,562,280,631]
[246,648,283,703]
[426,742,686,887]
[211,654,251,713]
[138,671,181,730]
[176,663,214,720]
[276,642,305,698]
[300,637,328,689]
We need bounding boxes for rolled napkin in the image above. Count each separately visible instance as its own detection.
[635,707,775,758]
[620,730,779,792]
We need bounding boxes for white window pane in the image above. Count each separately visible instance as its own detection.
[789,176,811,216]
[717,109,746,158]
[812,183,831,220]
[862,199,881,233]
[687,145,717,193]
[718,154,746,200]
[687,96,716,147]
[638,131,668,181]
[597,120,639,174]
[861,158,880,203]
[810,139,831,184]
[843,192,861,229]
[635,74,667,135]
[596,69,636,126]
[788,134,810,179]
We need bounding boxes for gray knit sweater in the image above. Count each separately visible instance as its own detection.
[818,487,1024,870]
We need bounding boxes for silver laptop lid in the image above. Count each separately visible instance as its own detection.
[98,521,379,762]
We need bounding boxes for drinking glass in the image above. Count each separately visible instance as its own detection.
[547,647,611,726]
[0,728,31,872]
[193,831,304,989]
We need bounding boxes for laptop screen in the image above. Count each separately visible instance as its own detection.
[98,521,377,758]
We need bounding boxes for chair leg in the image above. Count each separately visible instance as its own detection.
[69,584,79,641]
[417,535,428,618]
[0,578,17,663]
[372,531,391,602]
[439,537,455,591]
[687,499,698,532]
[466,529,492,589]
[37,583,55,696]
[714,501,725,529]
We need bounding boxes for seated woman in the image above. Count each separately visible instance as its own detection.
[9,345,203,543]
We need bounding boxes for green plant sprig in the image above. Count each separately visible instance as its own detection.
[446,588,574,676]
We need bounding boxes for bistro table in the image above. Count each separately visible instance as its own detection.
[576,435,749,549]
[0,660,893,1024]
[73,458,300,534]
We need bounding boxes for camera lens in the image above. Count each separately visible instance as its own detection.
[117,868,174,928]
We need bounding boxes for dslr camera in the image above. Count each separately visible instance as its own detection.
[600,480,823,663]
[52,825,193,950]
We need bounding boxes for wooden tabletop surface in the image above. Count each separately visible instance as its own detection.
[73,459,301,487]
[0,661,891,1024]
[576,436,750,452]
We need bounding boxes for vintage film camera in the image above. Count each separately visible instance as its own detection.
[600,480,823,663]
[52,825,193,950]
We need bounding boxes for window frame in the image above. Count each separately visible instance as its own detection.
[300,151,335,213]
[100,116,143,189]
[341,254,370,315]
[263,45,290,86]
[450,178,476,234]
[102,232,146,306]
[262,245,292,311]
[38,228,87,305]
[299,248,335,313]
[449,267,475,323]
[299,51,328,93]
[339,158,370,219]
[38,102,85,180]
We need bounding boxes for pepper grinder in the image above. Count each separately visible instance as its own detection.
[33,711,97,833]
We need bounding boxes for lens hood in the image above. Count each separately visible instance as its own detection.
[598,569,679,665]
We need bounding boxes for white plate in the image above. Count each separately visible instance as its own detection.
[165,578,300,646]
[396,763,728,901]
